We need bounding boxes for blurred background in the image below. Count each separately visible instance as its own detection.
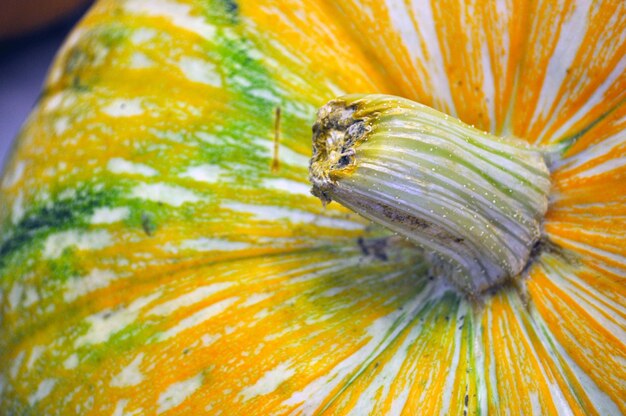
[0,0,92,171]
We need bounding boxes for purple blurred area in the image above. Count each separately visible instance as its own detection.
[0,8,90,171]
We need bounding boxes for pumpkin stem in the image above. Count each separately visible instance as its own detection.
[309,94,551,295]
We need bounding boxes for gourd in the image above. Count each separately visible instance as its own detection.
[0,0,624,414]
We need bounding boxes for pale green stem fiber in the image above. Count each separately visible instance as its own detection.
[309,94,551,294]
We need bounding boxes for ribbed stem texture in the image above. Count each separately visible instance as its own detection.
[310,94,551,294]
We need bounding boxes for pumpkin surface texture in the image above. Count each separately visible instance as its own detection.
[1,0,625,414]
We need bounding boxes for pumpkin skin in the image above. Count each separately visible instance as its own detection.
[1,0,625,414]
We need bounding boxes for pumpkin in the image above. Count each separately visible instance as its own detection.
[1,0,625,414]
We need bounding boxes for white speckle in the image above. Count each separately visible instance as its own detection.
[224,202,364,230]
[179,57,221,86]
[11,190,25,223]
[231,75,252,88]
[130,28,157,44]
[9,351,25,379]
[253,308,269,321]
[44,92,64,112]
[253,138,310,167]
[262,178,310,195]
[179,164,225,183]
[112,399,129,416]
[111,353,145,387]
[54,117,70,135]
[130,52,153,68]
[63,354,79,370]
[248,88,278,102]
[76,310,136,346]
[43,230,112,259]
[200,333,221,346]
[157,373,203,414]
[111,399,143,416]
[130,183,204,207]
[147,282,233,316]
[162,238,250,253]
[240,361,295,402]
[107,158,157,177]
[26,345,46,370]
[318,286,350,298]
[75,292,161,347]
[125,0,216,40]
[574,156,626,179]
[2,161,25,188]
[195,131,221,144]
[58,187,76,200]
[8,283,24,310]
[91,207,131,224]
[28,379,56,406]
[102,99,144,117]
[157,297,239,341]
[23,287,39,307]
[240,293,272,307]
[64,269,118,302]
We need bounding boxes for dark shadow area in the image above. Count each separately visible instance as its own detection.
[0,2,92,170]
